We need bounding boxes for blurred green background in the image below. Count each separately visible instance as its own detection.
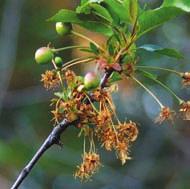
[0,0,190,188]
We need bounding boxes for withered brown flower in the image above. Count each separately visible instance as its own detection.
[51,109,64,124]
[51,99,77,123]
[77,103,97,127]
[64,69,76,84]
[179,101,190,120]
[97,127,117,151]
[41,70,60,90]
[117,121,139,142]
[181,72,190,87]
[116,141,131,165]
[96,110,112,127]
[155,107,175,124]
[74,152,101,181]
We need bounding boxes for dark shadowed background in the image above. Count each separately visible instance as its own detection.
[0,0,190,189]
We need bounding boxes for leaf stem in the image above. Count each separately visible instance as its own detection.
[52,45,89,52]
[136,66,182,76]
[131,75,164,108]
[61,57,92,68]
[71,31,104,52]
[61,58,95,71]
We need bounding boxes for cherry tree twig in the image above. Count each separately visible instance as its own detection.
[11,68,114,189]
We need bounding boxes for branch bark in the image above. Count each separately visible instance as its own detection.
[11,69,114,189]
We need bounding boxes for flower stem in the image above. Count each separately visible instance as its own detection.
[131,75,164,108]
[52,60,64,88]
[136,66,182,76]
[140,70,184,104]
[71,31,104,52]
[62,58,95,71]
[84,93,99,114]
[61,56,95,69]
[52,45,89,52]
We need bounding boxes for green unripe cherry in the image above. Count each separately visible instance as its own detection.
[55,56,63,67]
[84,72,100,90]
[35,47,54,64]
[55,22,72,36]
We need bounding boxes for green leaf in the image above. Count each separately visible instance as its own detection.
[48,9,82,23]
[129,0,138,24]
[48,9,113,36]
[109,72,122,83]
[138,6,183,38]
[89,0,104,3]
[163,0,190,12]
[104,0,131,23]
[106,34,120,56]
[139,44,184,59]
[54,92,67,100]
[139,70,158,80]
[77,1,108,15]
[81,0,89,5]
[90,42,99,55]
[76,2,91,14]
[108,43,115,56]
[80,48,94,53]
[80,21,113,36]
[91,3,113,22]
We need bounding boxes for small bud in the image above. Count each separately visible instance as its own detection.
[55,56,63,67]
[84,72,100,90]
[77,85,85,92]
[55,22,72,36]
[35,47,54,64]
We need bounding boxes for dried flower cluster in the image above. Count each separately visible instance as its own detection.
[155,107,175,124]
[39,49,190,180]
[75,152,101,181]
[41,69,139,180]
[181,72,190,87]
[37,2,190,181]
[39,52,190,180]
[179,101,190,120]
[41,70,60,90]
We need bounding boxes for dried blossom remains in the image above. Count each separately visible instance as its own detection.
[155,107,175,124]
[34,0,190,183]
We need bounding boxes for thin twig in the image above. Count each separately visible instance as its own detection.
[11,119,75,189]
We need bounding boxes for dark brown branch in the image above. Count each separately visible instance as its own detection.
[11,69,114,189]
[11,119,77,189]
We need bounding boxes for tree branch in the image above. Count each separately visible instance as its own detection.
[11,69,114,189]
[11,119,76,189]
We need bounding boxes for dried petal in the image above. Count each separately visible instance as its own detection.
[74,152,101,181]
[181,72,190,87]
[179,101,190,120]
[117,121,139,142]
[116,141,131,165]
[41,70,60,90]
[155,107,175,124]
